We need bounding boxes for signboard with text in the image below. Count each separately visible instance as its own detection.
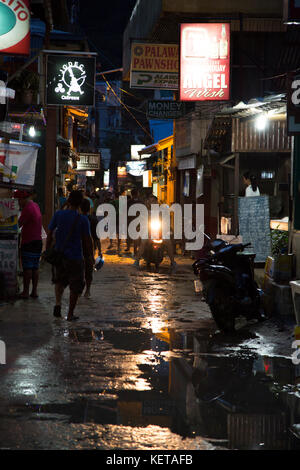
[147,100,185,119]
[130,43,179,90]
[46,55,96,106]
[0,239,18,297]
[0,141,39,186]
[77,153,100,171]
[0,0,30,55]
[180,23,230,101]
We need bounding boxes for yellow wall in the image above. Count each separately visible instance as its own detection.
[156,135,175,206]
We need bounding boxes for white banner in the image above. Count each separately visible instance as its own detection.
[0,141,39,186]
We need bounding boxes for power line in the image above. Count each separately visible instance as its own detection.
[100,73,153,141]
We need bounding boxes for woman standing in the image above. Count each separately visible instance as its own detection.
[243,172,260,197]
[15,190,42,299]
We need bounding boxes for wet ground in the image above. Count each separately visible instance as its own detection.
[0,241,299,450]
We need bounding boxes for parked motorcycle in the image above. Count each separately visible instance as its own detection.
[193,237,266,333]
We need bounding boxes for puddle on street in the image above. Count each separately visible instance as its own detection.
[5,321,300,450]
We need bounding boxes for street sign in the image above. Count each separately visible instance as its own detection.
[147,100,185,119]
[46,55,96,106]
[0,0,30,55]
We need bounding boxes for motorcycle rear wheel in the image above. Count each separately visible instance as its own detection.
[209,284,236,333]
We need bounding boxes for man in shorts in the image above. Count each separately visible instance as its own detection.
[46,190,94,321]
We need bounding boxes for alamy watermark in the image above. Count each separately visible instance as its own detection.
[0,340,5,365]
[292,340,300,365]
[96,197,205,250]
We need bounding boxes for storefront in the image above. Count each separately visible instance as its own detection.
[74,152,101,192]
[138,135,175,205]
[204,96,291,237]
[0,137,40,298]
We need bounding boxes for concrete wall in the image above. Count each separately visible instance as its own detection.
[123,0,163,78]
[123,0,284,77]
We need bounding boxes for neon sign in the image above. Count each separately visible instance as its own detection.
[180,23,230,101]
[46,55,96,106]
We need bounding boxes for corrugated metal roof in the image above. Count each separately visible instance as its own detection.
[217,94,286,118]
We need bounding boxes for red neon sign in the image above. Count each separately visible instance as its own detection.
[180,23,230,101]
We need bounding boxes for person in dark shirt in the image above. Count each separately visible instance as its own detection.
[46,190,93,321]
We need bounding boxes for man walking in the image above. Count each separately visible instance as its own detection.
[46,190,94,321]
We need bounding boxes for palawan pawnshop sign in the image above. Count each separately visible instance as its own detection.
[46,55,96,106]
[130,43,179,90]
[0,0,30,55]
[147,100,185,119]
[180,23,230,101]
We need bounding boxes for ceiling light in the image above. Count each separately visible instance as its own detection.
[255,114,268,131]
[28,126,36,137]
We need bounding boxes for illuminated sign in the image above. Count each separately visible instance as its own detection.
[126,161,147,177]
[118,166,127,178]
[46,55,96,106]
[130,43,179,90]
[104,170,109,187]
[143,170,152,188]
[180,23,230,101]
[77,153,100,171]
[0,0,30,55]
[131,145,151,160]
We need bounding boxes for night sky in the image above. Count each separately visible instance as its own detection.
[79,0,136,70]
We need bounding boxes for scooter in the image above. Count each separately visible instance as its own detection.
[193,236,266,333]
[143,217,164,271]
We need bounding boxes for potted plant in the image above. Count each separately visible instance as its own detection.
[10,69,40,104]
[270,228,294,283]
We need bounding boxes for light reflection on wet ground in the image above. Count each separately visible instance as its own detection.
[0,254,299,450]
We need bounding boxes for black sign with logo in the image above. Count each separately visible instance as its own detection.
[46,55,96,106]
[147,100,185,120]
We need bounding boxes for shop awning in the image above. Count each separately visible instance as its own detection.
[204,94,291,155]
[138,142,159,156]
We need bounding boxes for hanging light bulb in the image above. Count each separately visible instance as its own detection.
[255,113,268,131]
[29,125,36,137]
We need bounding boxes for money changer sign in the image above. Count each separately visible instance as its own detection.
[0,0,30,55]
[46,55,96,106]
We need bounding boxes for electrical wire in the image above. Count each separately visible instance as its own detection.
[100,73,153,140]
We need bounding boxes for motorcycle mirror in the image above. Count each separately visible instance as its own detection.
[202,231,211,240]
